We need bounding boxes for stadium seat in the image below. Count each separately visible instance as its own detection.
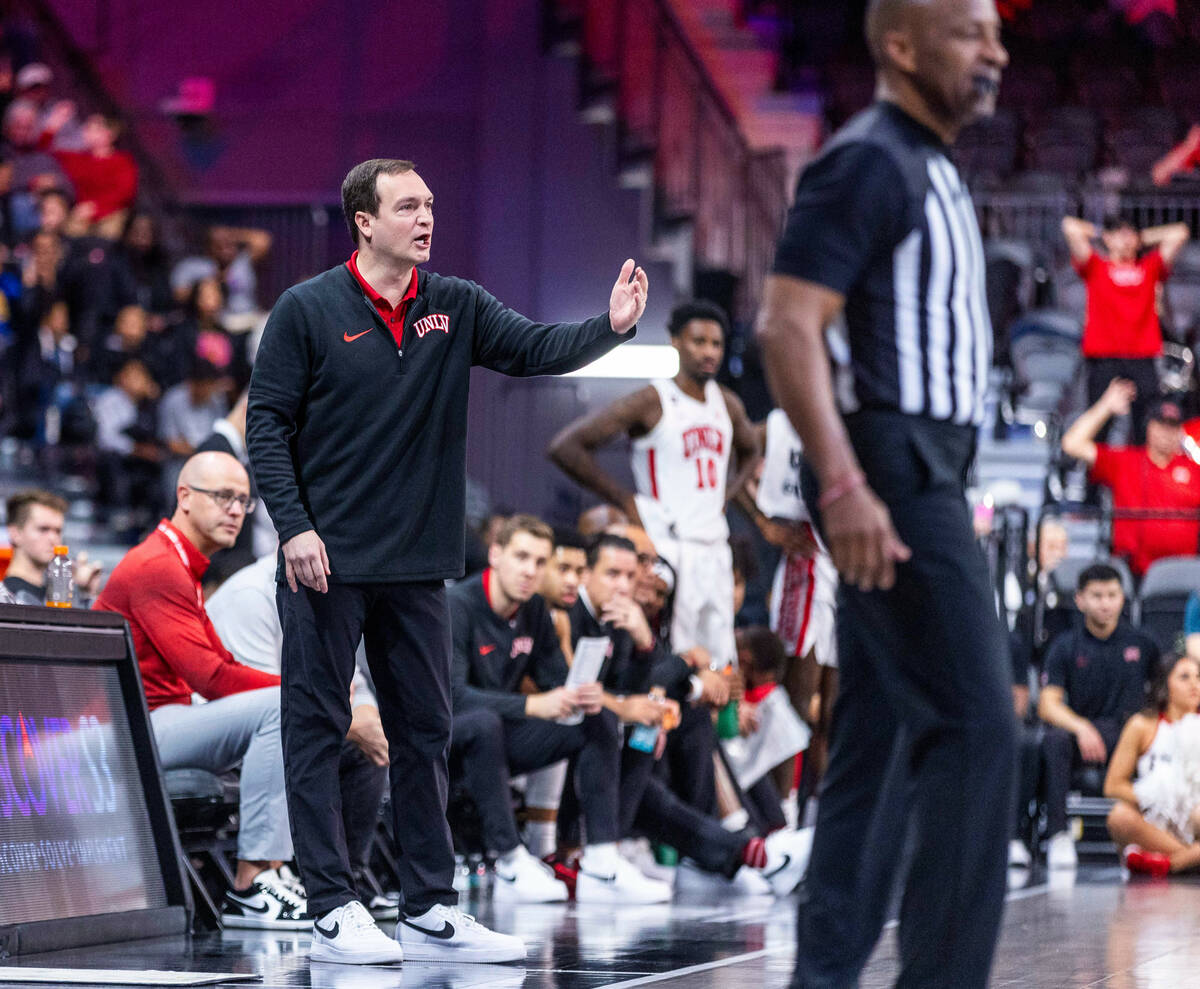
[1007,309,1082,426]
[164,768,241,931]
[1134,555,1200,655]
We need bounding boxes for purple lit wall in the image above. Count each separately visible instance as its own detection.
[51,0,672,520]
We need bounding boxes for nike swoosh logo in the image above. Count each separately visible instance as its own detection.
[314,920,340,939]
[401,919,456,940]
[343,329,372,342]
[479,644,496,655]
[580,870,617,884]
[762,853,791,879]
[231,897,272,914]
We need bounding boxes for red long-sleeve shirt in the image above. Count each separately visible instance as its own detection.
[94,519,279,710]
[50,148,137,220]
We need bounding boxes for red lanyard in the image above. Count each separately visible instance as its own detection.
[157,522,204,610]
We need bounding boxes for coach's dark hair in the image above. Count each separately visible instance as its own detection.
[341,158,416,244]
[1077,562,1122,592]
[667,300,730,339]
[552,526,588,553]
[587,533,637,568]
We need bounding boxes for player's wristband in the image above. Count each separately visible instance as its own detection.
[817,470,866,511]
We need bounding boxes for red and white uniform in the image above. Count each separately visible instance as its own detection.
[756,410,838,667]
[631,378,735,667]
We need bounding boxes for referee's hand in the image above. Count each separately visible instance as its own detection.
[282,529,331,594]
[824,486,910,593]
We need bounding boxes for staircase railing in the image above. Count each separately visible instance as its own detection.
[549,0,788,320]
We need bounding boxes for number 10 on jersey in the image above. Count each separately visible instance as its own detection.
[695,457,719,489]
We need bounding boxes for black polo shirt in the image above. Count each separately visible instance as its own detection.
[1042,621,1157,723]
[448,569,568,718]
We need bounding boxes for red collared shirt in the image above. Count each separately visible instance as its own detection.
[346,250,419,348]
[93,519,279,710]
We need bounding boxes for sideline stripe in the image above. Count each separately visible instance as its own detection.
[596,883,1051,988]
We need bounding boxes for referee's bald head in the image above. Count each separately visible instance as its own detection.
[865,0,935,66]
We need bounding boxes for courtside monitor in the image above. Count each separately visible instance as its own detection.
[0,605,189,957]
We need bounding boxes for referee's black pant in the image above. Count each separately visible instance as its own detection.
[794,412,1016,989]
[277,580,457,919]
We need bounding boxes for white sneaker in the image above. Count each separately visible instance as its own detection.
[620,838,676,883]
[576,852,672,904]
[731,866,773,895]
[760,828,812,896]
[1008,839,1032,868]
[397,903,526,963]
[310,900,404,965]
[1047,831,1078,870]
[675,859,771,896]
[223,867,311,930]
[492,845,568,903]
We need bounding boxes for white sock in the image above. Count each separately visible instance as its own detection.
[524,820,557,858]
[721,809,750,832]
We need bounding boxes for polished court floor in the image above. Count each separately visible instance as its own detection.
[4,866,1200,987]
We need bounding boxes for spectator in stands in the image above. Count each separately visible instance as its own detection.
[1062,381,1200,577]
[19,228,62,324]
[172,225,271,322]
[93,451,308,929]
[39,108,137,238]
[13,63,81,150]
[205,553,393,917]
[1151,124,1200,187]
[1061,214,1189,443]
[1038,563,1158,869]
[1104,652,1200,876]
[447,515,668,903]
[158,357,229,485]
[58,226,138,352]
[120,211,175,317]
[2,98,71,238]
[35,187,80,239]
[13,298,75,441]
[3,488,101,605]
[93,356,164,535]
[92,303,152,384]
[179,276,249,392]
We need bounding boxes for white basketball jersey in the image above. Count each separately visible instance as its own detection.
[631,379,732,542]
[756,408,809,523]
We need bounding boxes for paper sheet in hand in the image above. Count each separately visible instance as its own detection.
[558,635,609,725]
[722,686,811,790]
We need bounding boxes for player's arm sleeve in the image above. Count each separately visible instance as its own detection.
[772,142,910,292]
[133,576,279,699]
[246,290,316,544]
[470,284,634,376]
[449,592,527,717]
[649,652,693,701]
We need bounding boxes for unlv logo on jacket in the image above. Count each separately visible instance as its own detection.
[413,313,450,338]
[682,426,724,458]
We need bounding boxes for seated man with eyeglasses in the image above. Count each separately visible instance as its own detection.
[95,451,309,930]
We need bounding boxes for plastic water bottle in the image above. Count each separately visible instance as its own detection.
[716,666,739,740]
[45,545,74,608]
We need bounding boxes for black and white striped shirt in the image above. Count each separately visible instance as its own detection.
[773,102,991,426]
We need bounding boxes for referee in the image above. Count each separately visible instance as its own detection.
[758,2,1012,987]
[247,158,646,966]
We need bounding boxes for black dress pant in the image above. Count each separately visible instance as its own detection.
[339,740,389,875]
[449,706,620,854]
[1012,722,1043,839]
[1042,718,1123,835]
[793,412,1016,989]
[665,699,718,816]
[278,580,456,918]
[1085,356,1159,445]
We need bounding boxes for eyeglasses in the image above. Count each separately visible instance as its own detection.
[186,486,256,514]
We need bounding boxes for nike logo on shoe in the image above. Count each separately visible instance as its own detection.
[343,329,372,342]
[314,920,340,939]
[580,870,617,884]
[229,897,272,914]
[401,918,456,940]
[763,853,792,878]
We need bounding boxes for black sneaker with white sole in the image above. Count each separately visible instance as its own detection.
[222,867,311,930]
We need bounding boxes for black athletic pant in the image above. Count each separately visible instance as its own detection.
[340,741,389,875]
[623,744,746,878]
[665,699,718,816]
[1085,357,1159,445]
[449,706,620,854]
[1042,719,1123,836]
[793,412,1016,989]
[278,580,456,918]
[1012,722,1043,839]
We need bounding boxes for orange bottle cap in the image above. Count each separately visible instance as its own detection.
[54,545,69,555]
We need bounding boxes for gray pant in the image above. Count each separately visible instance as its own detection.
[151,686,292,862]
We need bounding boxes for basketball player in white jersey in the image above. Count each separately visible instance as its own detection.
[738,409,840,782]
[548,300,760,669]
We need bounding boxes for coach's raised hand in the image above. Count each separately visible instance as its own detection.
[609,258,649,334]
